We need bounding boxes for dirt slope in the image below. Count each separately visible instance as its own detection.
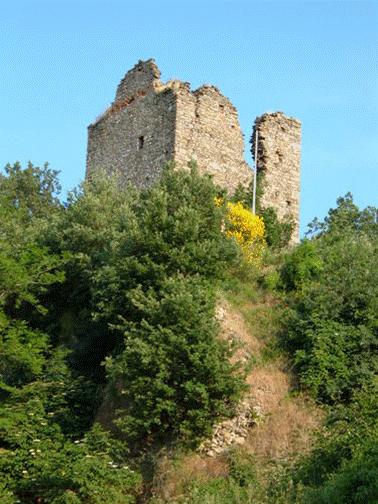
[214,298,322,460]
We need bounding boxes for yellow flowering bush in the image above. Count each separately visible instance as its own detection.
[225,201,266,264]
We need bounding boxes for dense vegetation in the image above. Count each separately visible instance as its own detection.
[0,163,249,502]
[278,193,378,502]
[1,162,377,503]
[181,193,377,503]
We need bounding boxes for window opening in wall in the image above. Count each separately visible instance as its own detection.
[138,136,144,150]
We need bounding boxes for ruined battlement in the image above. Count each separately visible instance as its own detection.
[86,59,301,239]
[114,59,162,102]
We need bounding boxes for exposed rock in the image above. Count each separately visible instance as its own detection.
[199,398,264,457]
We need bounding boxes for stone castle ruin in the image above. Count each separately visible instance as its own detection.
[86,59,301,240]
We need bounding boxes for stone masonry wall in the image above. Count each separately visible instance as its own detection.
[86,60,301,239]
[86,60,176,188]
[174,85,252,193]
[86,59,252,193]
[252,112,301,242]
[115,58,161,102]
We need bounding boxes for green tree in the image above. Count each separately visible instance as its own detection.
[89,166,245,446]
[0,164,141,502]
[281,194,378,404]
[107,275,246,447]
[294,385,378,503]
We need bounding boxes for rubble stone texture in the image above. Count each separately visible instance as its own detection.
[86,59,301,239]
[198,399,263,457]
[252,112,301,242]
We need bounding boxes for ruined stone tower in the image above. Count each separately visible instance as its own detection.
[252,113,301,242]
[86,59,251,192]
[86,59,301,239]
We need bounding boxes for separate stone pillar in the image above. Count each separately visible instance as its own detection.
[251,112,301,243]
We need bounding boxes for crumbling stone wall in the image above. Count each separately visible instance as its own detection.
[114,58,161,102]
[86,60,301,239]
[86,60,176,188]
[174,84,251,192]
[252,112,301,242]
[86,59,252,192]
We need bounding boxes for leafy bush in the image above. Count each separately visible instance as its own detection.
[273,195,378,502]
[292,320,376,403]
[0,161,247,499]
[259,206,294,250]
[281,195,378,404]
[291,385,378,503]
[5,160,375,503]
[0,400,141,504]
[107,275,246,446]
[225,201,266,264]
[232,175,294,249]
[88,166,246,446]
[279,240,322,292]
[0,163,142,501]
[303,445,378,504]
[0,306,139,503]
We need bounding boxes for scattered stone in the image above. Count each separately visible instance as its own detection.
[198,396,264,457]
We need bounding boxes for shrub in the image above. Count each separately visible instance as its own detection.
[279,240,322,292]
[292,386,378,503]
[290,319,375,403]
[259,206,294,250]
[281,195,378,404]
[0,319,139,503]
[106,275,246,447]
[0,399,141,503]
[232,175,294,250]
[62,165,245,448]
[225,201,266,264]
[303,445,378,504]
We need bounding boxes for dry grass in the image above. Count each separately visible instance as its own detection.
[247,364,291,412]
[151,452,229,502]
[220,298,324,461]
[216,298,263,361]
[245,394,323,461]
[245,361,323,461]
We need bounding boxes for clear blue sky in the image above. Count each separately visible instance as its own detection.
[1,0,377,235]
